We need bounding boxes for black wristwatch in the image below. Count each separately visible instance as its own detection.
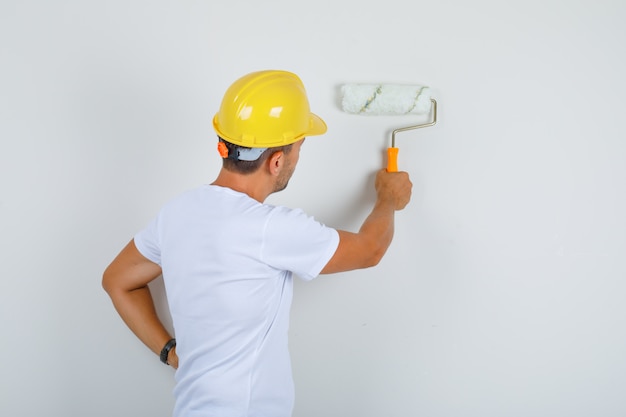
[160,338,176,365]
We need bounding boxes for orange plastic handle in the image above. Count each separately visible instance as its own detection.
[387,147,399,172]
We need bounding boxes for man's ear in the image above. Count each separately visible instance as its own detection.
[267,150,284,176]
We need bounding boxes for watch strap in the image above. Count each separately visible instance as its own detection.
[159,338,176,365]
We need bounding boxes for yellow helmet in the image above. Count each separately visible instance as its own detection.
[212,70,327,148]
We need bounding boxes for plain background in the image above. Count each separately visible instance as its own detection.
[1,1,625,416]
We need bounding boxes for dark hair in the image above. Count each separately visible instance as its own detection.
[218,137,293,175]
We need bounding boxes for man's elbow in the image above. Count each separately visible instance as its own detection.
[101,265,116,296]
[363,240,389,268]
[324,231,391,273]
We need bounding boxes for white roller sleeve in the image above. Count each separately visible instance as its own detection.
[341,84,432,115]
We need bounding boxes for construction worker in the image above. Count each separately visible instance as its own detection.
[102,70,412,417]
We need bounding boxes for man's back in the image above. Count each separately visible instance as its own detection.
[134,184,339,417]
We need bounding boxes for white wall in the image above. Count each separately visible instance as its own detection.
[2,1,625,416]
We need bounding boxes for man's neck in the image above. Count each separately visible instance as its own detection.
[211,168,272,203]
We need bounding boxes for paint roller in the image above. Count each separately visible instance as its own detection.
[340,84,437,172]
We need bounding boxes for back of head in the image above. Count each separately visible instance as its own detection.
[212,70,327,173]
[216,137,292,174]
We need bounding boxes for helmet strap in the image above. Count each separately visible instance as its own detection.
[218,140,267,162]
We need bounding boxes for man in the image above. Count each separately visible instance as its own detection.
[102,70,412,417]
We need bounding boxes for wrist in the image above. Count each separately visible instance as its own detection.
[167,346,178,369]
[374,197,397,213]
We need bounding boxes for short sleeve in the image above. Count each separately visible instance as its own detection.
[134,215,162,265]
[261,207,339,280]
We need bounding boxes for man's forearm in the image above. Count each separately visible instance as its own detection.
[109,285,172,355]
[358,199,396,261]
[103,239,177,366]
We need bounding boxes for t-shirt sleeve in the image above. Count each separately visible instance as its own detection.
[261,207,340,280]
[133,215,162,266]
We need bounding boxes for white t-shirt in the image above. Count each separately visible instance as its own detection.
[134,185,339,417]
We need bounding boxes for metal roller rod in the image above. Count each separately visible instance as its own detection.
[391,99,438,148]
